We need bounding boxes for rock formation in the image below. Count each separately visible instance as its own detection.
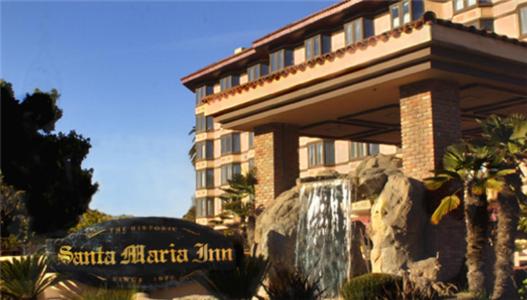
[254,154,466,283]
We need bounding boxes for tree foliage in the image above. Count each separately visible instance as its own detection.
[0,80,98,235]
[0,176,31,253]
[220,169,257,221]
[68,209,113,233]
[182,205,196,222]
[424,114,527,298]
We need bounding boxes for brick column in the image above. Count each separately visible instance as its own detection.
[399,80,462,180]
[400,80,465,281]
[254,123,299,209]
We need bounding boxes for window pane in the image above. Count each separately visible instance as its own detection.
[313,36,320,57]
[233,163,241,176]
[521,7,527,35]
[391,6,400,28]
[454,0,464,11]
[206,116,214,131]
[305,39,312,60]
[402,1,410,24]
[221,165,226,184]
[354,20,362,42]
[206,140,214,159]
[270,52,278,72]
[232,133,241,153]
[206,169,214,187]
[467,0,477,6]
[345,23,353,45]
[324,141,335,165]
[201,199,207,217]
[316,143,323,166]
[196,199,203,217]
[308,144,315,167]
[369,143,380,155]
[350,142,357,159]
[207,198,214,216]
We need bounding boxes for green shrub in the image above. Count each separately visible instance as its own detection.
[79,288,136,300]
[341,273,402,300]
[205,255,268,300]
[0,255,59,300]
[264,265,323,300]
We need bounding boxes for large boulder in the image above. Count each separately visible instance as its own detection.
[353,155,402,200]
[254,184,301,270]
[369,174,427,274]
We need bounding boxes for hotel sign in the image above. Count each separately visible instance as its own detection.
[46,217,236,289]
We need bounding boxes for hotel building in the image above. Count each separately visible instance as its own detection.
[182,0,527,226]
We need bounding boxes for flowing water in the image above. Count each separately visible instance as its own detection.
[295,178,354,297]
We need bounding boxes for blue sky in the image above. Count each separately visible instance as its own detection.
[1,0,334,218]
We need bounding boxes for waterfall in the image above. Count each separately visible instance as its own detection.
[295,178,352,297]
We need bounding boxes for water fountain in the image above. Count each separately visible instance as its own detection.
[295,178,355,297]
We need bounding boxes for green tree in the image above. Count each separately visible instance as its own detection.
[0,175,31,253]
[182,205,196,222]
[220,169,257,222]
[425,142,505,297]
[477,114,527,300]
[69,209,113,233]
[1,80,98,235]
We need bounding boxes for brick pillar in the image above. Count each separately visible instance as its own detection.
[400,80,465,281]
[399,80,462,180]
[254,123,299,209]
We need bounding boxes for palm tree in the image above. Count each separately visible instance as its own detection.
[220,169,258,249]
[425,142,506,297]
[220,169,257,222]
[478,114,527,300]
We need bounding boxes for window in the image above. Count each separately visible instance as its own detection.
[304,35,330,60]
[195,114,214,133]
[220,75,240,91]
[520,6,527,36]
[307,140,335,167]
[247,64,269,81]
[345,19,363,46]
[196,140,214,161]
[344,18,374,46]
[195,85,213,105]
[248,132,254,148]
[221,133,241,155]
[196,168,214,189]
[454,0,480,12]
[221,163,241,185]
[196,197,215,217]
[350,142,380,160]
[270,49,294,73]
[390,0,424,28]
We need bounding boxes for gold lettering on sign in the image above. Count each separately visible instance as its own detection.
[193,243,207,263]
[58,245,74,264]
[56,242,231,266]
[169,243,188,263]
[120,245,145,264]
[58,245,116,265]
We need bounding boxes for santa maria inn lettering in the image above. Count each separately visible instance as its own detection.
[57,243,233,266]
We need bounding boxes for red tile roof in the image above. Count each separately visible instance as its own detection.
[196,12,526,105]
